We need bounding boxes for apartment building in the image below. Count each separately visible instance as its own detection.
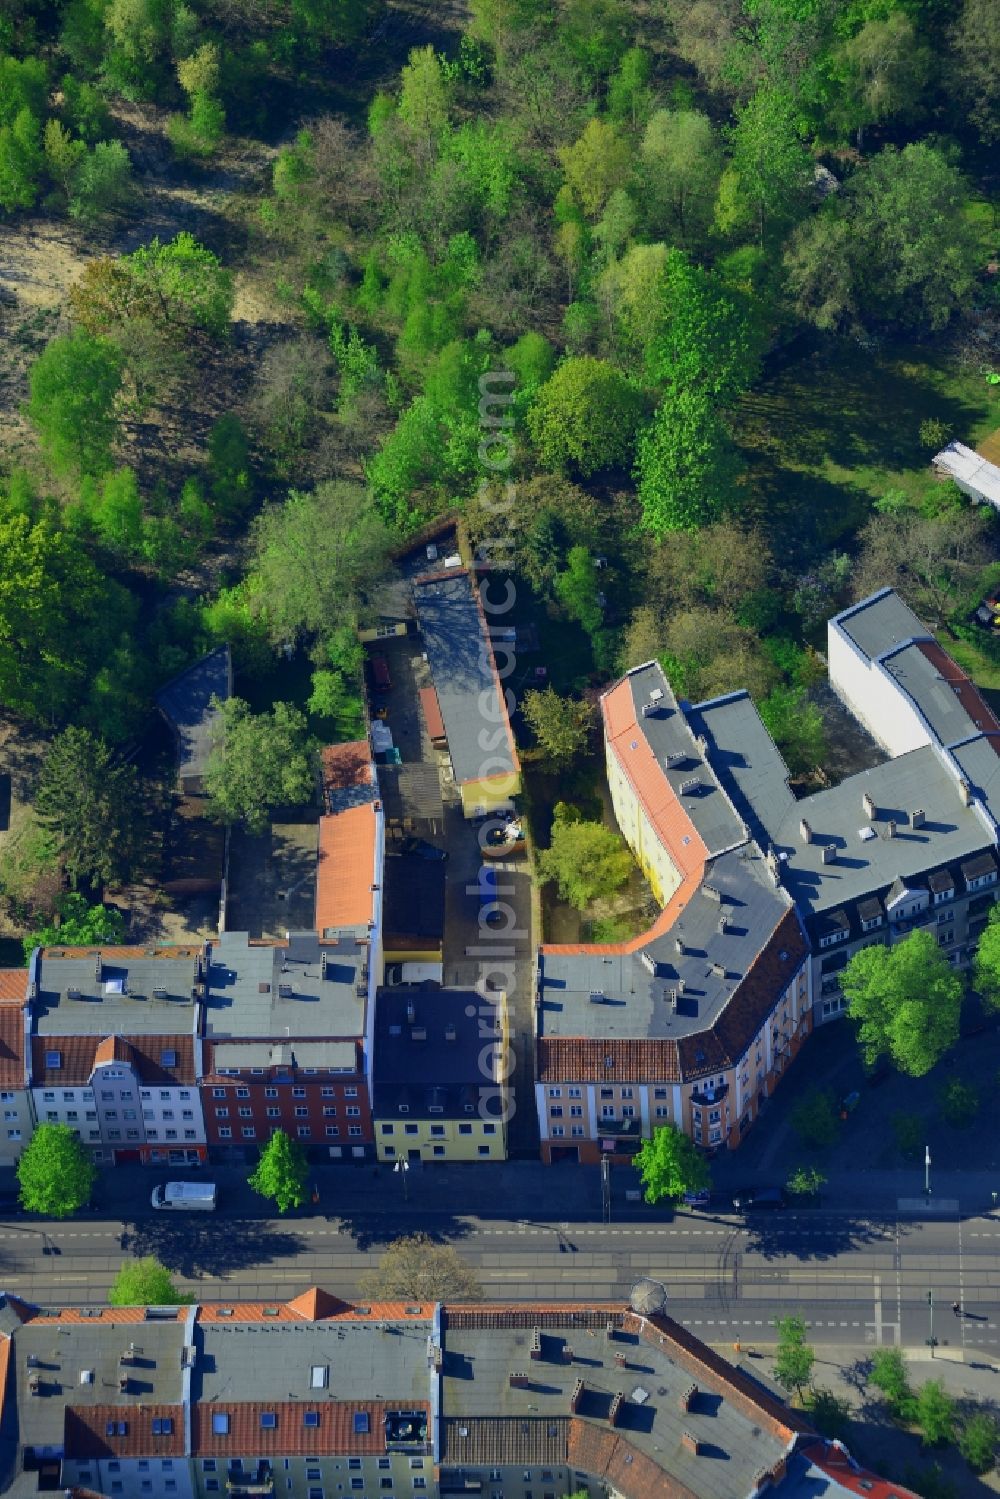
[27,947,207,1166]
[0,970,31,1165]
[372,987,509,1163]
[201,932,376,1161]
[0,1288,913,1499]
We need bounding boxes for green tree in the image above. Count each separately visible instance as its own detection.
[26,331,122,476]
[68,139,132,221]
[719,85,812,244]
[640,109,720,249]
[522,687,594,767]
[17,1122,97,1217]
[635,389,735,536]
[790,1089,839,1150]
[804,1388,851,1441]
[635,1124,710,1205]
[247,1129,309,1213]
[170,42,225,157]
[205,698,317,835]
[108,1255,192,1306]
[36,727,145,889]
[42,118,86,200]
[528,358,644,477]
[206,413,253,520]
[0,511,138,725]
[834,13,928,149]
[397,45,451,155]
[892,1113,924,1160]
[558,118,632,219]
[870,1348,914,1419]
[950,0,1000,143]
[125,232,234,339]
[786,1165,826,1198]
[759,686,825,776]
[644,250,762,405]
[917,1381,956,1447]
[938,1078,978,1129]
[0,810,60,925]
[773,1315,814,1396]
[537,803,633,911]
[973,904,1000,1010]
[23,892,126,963]
[358,1233,482,1301]
[958,1411,998,1473]
[554,546,603,636]
[841,931,963,1077]
[0,106,43,213]
[245,482,391,652]
[608,46,653,129]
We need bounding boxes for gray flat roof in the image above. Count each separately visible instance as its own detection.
[882,642,982,748]
[213,1039,357,1071]
[833,589,928,662]
[412,573,516,785]
[195,1317,432,1404]
[15,1319,187,1450]
[690,692,796,854]
[440,1319,788,1499]
[34,951,200,1036]
[203,932,367,1040]
[623,665,747,857]
[156,646,231,785]
[768,746,992,916]
[950,737,1000,827]
[539,847,789,1040]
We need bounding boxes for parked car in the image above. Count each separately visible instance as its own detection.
[732,1186,787,1212]
[151,1182,218,1212]
[385,962,444,986]
[682,1190,711,1208]
[370,655,391,690]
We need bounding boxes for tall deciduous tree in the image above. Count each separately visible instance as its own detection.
[558,118,632,219]
[833,13,928,149]
[36,728,145,890]
[644,250,762,404]
[26,331,122,476]
[773,1315,814,1395]
[537,804,633,910]
[640,110,721,249]
[635,389,735,536]
[245,482,391,651]
[522,687,594,767]
[635,1125,710,1204]
[248,1129,309,1213]
[108,1256,192,1306]
[23,893,126,964]
[205,698,317,834]
[528,357,644,476]
[841,930,963,1077]
[17,1123,97,1217]
[718,85,812,244]
[359,1234,482,1301]
[949,0,1000,142]
[973,906,1000,1012]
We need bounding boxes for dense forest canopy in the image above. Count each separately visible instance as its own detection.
[0,0,997,858]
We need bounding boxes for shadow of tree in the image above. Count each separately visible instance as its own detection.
[741,1211,904,1263]
[124,1216,305,1279]
[333,1209,475,1254]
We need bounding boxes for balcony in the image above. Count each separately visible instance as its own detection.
[227,1464,273,1496]
[598,1119,642,1153]
[691,1082,729,1109]
[890,907,933,933]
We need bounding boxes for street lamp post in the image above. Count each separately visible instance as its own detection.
[394,1159,409,1202]
[927,1290,935,1357]
[924,1145,931,1200]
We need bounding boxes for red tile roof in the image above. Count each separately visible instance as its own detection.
[191,1400,430,1458]
[567,1422,701,1499]
[322,740,374,794]
[315,805,379,933]
[195,1297,432,1324]
[31,1034,196,1087]
[31,1307,183,1326]
[64,1405,186,1460]
[800,1440,922,1497]
[286,1286,347,1321]
[39,946,202,961]
[0,1005,24,1088]
[538,1037,680,1085]
[0,970,27,1003]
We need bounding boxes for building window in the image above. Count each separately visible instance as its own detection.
[346,1106,361,1117]
[430,1125,445,1137]
[483,1123,495,1135]
[568,1087,581,1098]
[242,1127,256,1139]
[655,1106,668,1118]
[601,1106,614,1118]
[295,1106,308,1118]
[551,1126,564,1138]
[292,1087,306,1099]
[238,1107,252,1119]
[215,1108,229,1119]
[345,1086,358,1097]
[266,1107,280,1119]
[298,1127,311,1139]
[235,1087,250,1099]
[321,1087,335,1098]
[569,1105,582,1117]
[550,1106,563,1118]
[458,1123,472,1135]
[621,1106,634,1118]
[571,1126,584,1137]
[212,1088,226,1099]
[326,1127,340,1138]
[548,1088,561,1099]
[265,1086,278,1098]
[348,1125,362,1137]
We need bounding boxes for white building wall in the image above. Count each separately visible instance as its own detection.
[828,619,930,758]
[0,1088,32,1162]
[31,1085,102,1147]
[63,1456,195,1499]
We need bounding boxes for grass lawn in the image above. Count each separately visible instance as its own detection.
[733,332,1000,569]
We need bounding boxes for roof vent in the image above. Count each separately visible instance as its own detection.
[862,792,876,820]
[959,777,972,807]
[702,884,721,903]
[648,687,664,704]
[665,751,686,769]
[821,845,836,865]
[912,808,925,829]
[406,1002,416,1024]
[95,953,103,981]
[674,936,685,956]
[569,1378,585,1414]
[639,950,658,975]
[278,984,294,998]
[589,991,605,1005]
[681,1431,702,1456]
[411,1027,427,1042]
[885,820,897,839]
[710,962,726,979]
[67,988,82,1001]
[152,986,167,1000]
[609,1391,625,1427]
[859,826,876,842]
[718,914,729,935]
[80,1369,94,1385]
[444,1024,457,1042]
[799,818,813,845]
[679,776,702,795]
[641,702,656,718]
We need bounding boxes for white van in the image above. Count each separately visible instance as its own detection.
[385,962,443,986]
[151,1182,217,1212]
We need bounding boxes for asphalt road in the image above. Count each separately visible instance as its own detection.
[3,1206,998,1354]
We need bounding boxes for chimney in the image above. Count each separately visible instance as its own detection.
[530,1328,541,1361]
[95,952,103,982]
[561,1344,574,1364]
[609,1392,625,1427]
[674,936,685,956]
[509,1371,529,1389]
[614,1351,627,1368]
[321,951,329,980]
[703,883,721,903]
[862,791,876,820]
[959,777,972,806]
[799,819,812,845]
[569,1378,585,1414]
[605,1321,616,1339]
[885,819,896,839]
[911,808,926,829]
[821,845,836,865]
[681,1431,701,1456]
[679,1383,697,1412]
[406,1001,416,1025]
[766,848,781,884]
[444,1024,457,1042]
